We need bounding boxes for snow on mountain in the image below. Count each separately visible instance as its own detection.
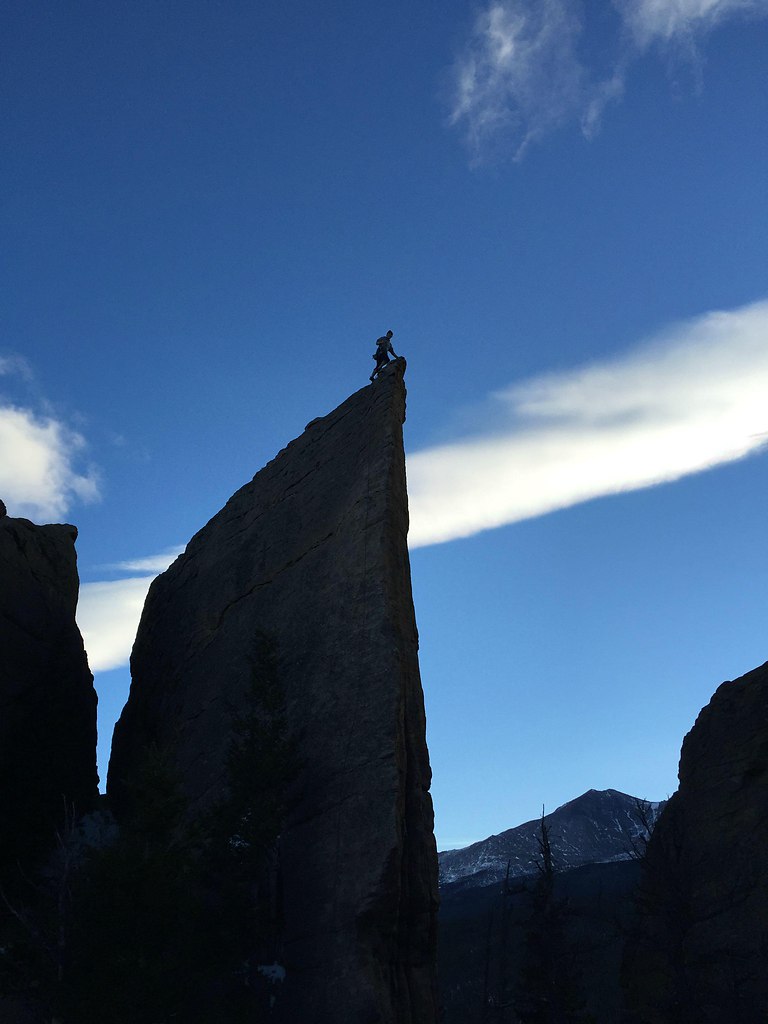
[438,789,665,889]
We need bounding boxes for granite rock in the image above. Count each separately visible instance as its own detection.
[0,516,98,875]
[108,360,439,1023]
[624,660,768,1022]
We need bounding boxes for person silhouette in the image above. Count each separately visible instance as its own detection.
[370,330,397,382]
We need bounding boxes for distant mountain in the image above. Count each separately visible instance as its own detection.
[439,789,665,889]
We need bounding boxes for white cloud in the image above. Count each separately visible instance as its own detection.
[449,0,768,160]
[0,355,33,380]
[450,0,593,162]
[78,577,155,673]
[580,71,626,139]
[0,405,100,521]
[107,547,185,573]
[407,299,768,547]
[78,548,181,672]
[618,0,768,48]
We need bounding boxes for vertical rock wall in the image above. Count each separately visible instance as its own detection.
[624,661,768,1022]
[108,360,439,1023]
[0,511,98,875]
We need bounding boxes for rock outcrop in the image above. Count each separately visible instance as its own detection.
[624,661,768,1022]
[108,360,439,1023]
[0,512,98,875]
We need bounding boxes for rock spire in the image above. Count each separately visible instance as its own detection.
[0,513,97,875]
[108,360,439,1022]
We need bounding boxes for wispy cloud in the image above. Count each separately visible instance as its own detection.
[450,0,593,162]
[407,299,768,547]
[106,547,185,573]
[78,548,182,672]
[449,0,768,161]
[0,355,33,380]
[618,0,768,49]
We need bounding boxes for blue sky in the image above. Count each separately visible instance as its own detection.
[2,0,767,849]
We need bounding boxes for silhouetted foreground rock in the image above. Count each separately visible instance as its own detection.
[108,359,439,1023]
[0,514,97,876]
[624,660,768,1022]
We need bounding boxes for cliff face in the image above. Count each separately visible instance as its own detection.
[108,360,439,1023]
[624,661,768,1023]
[0,510,98,875]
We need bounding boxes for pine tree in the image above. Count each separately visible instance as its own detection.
[514,811,595,1024]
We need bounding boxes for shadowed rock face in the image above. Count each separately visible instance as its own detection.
[624,661,768,1023]
[108,360,439,1023]
[0,513,98,875]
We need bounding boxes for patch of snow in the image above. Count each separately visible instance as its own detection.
[258,962,286,984]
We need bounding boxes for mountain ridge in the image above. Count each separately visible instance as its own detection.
[439,787,665,889]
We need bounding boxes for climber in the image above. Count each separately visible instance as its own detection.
[370,330,398,382]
